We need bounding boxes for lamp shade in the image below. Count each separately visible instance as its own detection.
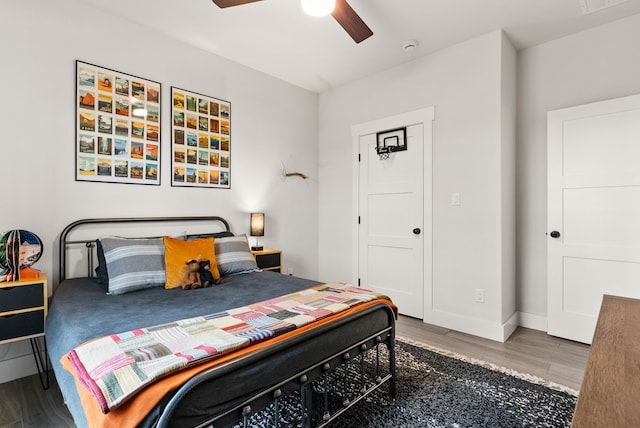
[250,213,265,237]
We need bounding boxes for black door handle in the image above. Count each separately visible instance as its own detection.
[413,228,421,235]
[550,231,560,238]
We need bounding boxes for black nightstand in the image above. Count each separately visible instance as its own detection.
[251,249,282,273]
[0,273,49,389]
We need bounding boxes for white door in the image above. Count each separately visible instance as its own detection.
[353,108,433,319]
[548,93,640,344]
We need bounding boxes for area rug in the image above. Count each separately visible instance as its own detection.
[236,337,578,428]
[331,337,578,428]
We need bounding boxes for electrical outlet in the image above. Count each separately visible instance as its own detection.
[475,288,485,303]
[287,267,293,276]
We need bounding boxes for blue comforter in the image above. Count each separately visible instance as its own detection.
[46,271,320,428]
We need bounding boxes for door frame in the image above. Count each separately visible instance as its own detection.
[547,93,640,343]
[351,107,435,317]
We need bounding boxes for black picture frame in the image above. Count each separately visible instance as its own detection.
[75,61,161,185]
[170,87,231,188]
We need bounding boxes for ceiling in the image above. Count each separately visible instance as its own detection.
[82,0,640,93]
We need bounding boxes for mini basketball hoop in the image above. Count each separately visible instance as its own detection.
[375,127,407,160]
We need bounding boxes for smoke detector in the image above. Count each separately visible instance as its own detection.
[402,40,419,53]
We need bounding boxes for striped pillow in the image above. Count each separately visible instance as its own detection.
[214,234,258,276]
[100,237,166,295]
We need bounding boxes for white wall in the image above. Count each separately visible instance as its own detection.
[516,13,640,328]
[318,30,517,341]
[318,13,640,337]
[500,32,517,327]
[0,0,319,382]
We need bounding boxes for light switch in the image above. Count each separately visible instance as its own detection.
[451,193,461,206]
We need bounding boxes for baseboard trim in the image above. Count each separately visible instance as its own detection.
[423,310,518,343]
[0,353,40,384]
[517,311,548,332]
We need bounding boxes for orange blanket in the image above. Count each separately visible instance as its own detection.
[62,299,397,428]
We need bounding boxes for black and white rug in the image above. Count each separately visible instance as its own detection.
[235,337,578,428]
[331,337,578,428]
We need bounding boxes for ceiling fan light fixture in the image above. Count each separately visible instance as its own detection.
[301,0,335,17]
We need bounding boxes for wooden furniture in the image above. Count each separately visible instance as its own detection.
[572,294,640,427]
[0,273,49,389]
[252,248,282,272]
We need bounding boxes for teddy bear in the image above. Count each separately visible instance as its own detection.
[181,258,202,290]
[199,259,217,287]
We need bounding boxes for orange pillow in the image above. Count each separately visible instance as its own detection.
[163,236,221,289]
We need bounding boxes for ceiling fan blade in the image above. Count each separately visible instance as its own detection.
[331,0,373,43]
[211,0,261,8]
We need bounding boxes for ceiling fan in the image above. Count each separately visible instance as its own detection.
[211,0,373,43]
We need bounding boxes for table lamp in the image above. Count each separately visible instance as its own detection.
[250,213,264,251]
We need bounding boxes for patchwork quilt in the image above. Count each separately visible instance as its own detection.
[65,283,390,414]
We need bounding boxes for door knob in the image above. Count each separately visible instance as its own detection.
[550,231,560,238]
[413,228,421,235]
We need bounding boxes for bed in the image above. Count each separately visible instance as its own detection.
[46,216,397,428]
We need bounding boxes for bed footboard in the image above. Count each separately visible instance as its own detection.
[153,302,396,428]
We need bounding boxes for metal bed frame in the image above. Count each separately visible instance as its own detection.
[55,216,396,428]
[59,216,231,282]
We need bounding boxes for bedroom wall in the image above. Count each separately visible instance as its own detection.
[318,13,640,337]
[516,13,640,329]
[0,0,318,383]
[318,30,517,341]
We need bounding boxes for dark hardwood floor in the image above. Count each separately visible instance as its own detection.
[0,316,590,427]
[0,371,74,428]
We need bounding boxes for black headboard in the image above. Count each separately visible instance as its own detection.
[58,216,231,283]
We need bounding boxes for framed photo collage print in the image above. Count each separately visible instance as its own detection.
[76,61,161,185]
[170,87,231,188]
[75,61,231,188]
